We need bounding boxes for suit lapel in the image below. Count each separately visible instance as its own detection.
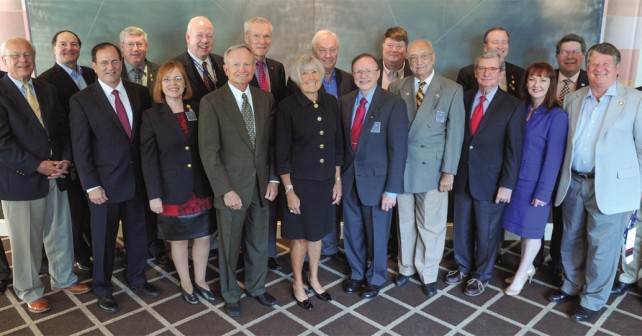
[32,80,51,133]
[474,90,504,136]
[124,83,141,138]
[342,91,358,155]
[159,103,187,144]
[463,90,475,137]
[222,84,254,150]
[355,87,382,154]
[410,76,441,137]
[567,88,587,143]
[90,83,130,138]
[598,82,626,139]
[1,76,46,132]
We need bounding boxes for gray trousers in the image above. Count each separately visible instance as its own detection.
[619,201,642,285]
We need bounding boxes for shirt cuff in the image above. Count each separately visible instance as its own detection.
[269,180,280,184]
[86,186,100,193]
[384,192,397,199]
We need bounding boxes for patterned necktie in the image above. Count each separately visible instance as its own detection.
[241,93,256,147]
[387,69,399,83]
[558,79,572,106]
[470,95,486,135]
[133,68,143,85]
[202,61,214,92]
[351,97,368,151]
[257,61,269,91]
[23,83,43,126]
[416,81,426,108]
[112,90,132,138]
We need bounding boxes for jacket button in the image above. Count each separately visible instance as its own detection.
[469,145,473,150]
[185,146,190,150]
[319,144,325,149]
[187,163,192,168]
[319,130,324,135]
[319,158,324,163]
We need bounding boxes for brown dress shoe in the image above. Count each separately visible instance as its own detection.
[55,282,92,295]
[27,298,50,313]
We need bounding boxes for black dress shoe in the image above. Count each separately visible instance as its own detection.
[251,292,277,306]
[308,286,332,301]
[571,306,599,323]
[610,280,633,297]
[268,257,282,270]
[423,282,438,298]
[394,274,411,287]
[343,278,362,294]
[130,282,160,298]
[0,279,7,295]
[194,284,216,303]
[295,297,313,310]
[224,301,242,317]
[180,286,200,305]
[361,283,380,299]
[98,295,120,314]
[548,289,575,303]
[551,270,564,287]
[74,261,93,272]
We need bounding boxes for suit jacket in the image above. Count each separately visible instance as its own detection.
[340,86,409,205]
[0,71,5,78]
[37,63,97,114]
[140,102,212,204]
[0,75,70,200]
[249,57,286,104]
[377,59,412,88]
[555,69,589,92]
[199,83,277,209]
[456,62,525,98]
[555,82,642,214]
[120,59,160,96]
[172,51,227,106]
[69,81,151,203]
[389,74,465,193]
[454,88,525,201]
[286,67,357,98]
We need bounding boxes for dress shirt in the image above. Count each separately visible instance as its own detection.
[7,75,37,98]
[323,68,339,98]
[255,58,271,91]
[123,61,148,87]
[96,79,134,129]
[556,71,581,98]
[57,62,88,89]
[381,62,406,90]
[470,86,499,118]
[571,83,617,172]
[414,70,435,96]
[187,49,214,82]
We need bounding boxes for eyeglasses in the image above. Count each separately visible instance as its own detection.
[162,76,184,83]
[353,68,379,77]
[408,53,433,64]
[384,43,406,50]
[5,52,35,60]
[476,66,500,74]
[124,42,146,48]
[559,49,583,56]
[97,60,121,67]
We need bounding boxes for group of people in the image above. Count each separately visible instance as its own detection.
[0,15,640,325]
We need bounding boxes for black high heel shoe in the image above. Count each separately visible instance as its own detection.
[180,286,200,305]
[194,283,217,303]
[306,278,332,301]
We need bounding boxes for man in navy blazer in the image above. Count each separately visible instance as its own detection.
[0,38,90,313]
[0,70,8,296]
[340,53,408,299]
[448,50,524,296]
[38,30,96,273]
[70,42,158,314]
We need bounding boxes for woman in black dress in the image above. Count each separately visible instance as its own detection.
[276,55,343,310]
[141,61,215,305]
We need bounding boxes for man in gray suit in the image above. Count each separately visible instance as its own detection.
[389,39,464,298]
[199,44,278,317]
[550,42,642,323]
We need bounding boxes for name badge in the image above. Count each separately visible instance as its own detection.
[185,110,198,121]
[370,122,381,133]
[436,111,446,123]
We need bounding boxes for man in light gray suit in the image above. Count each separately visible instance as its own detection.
[389,39,464,298]
[550,42,642,323]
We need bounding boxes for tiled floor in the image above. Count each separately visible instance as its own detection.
[0,238,640,336]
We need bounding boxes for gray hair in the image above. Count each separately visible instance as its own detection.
[475,50,505,72]
[243,17,273,35]
[223,44,253,65]
[311,30,339,51]
[119,26,148,43]
[289,54,324,86]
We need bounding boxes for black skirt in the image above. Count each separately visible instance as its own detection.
[157,209,214,241]
[281,177,335,241]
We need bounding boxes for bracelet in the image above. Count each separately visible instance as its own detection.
[285,184,294,194]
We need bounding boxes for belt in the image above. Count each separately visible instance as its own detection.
[571,170,595,179]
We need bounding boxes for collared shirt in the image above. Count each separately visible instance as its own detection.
[7,74,36,98]
[323,68,338,98]
[470,86,499,118]
[227,83,256,130]
[187,49,214,82]
[414,70,435,96]
[381,62,406,90]
[96,79,134,129]
[255,58,271,91]
[571,82,617,172]
[57,62,87,89]
[123,61,148,87]
[556,70,581,98]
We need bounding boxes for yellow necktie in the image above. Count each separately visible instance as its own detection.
[23,83,43,125]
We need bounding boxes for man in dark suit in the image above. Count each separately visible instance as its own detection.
[38,30,96,273]
[286,29,356,101]
[199,44,279,317]
[244,17,286,270]
[172,16,227,106]
[0,38,91,313]
[456,27,525,98]
[544,33,589,286]
[341,53,408,299]
[118,25,168,265]
[69,42,159,314]
[447,50,524,296]
[0,70,6,296]
[377,27,412,90]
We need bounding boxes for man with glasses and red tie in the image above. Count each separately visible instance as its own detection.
[447,50,524,297]
[340,53,408,299]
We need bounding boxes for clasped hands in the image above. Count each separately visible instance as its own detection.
[37,159,70,179]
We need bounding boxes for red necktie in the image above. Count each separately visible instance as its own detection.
[112,90,132,138]
[202,61,214,92]
[257,61,269,91]
[470,95,486,135]
[351,97,367,151]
